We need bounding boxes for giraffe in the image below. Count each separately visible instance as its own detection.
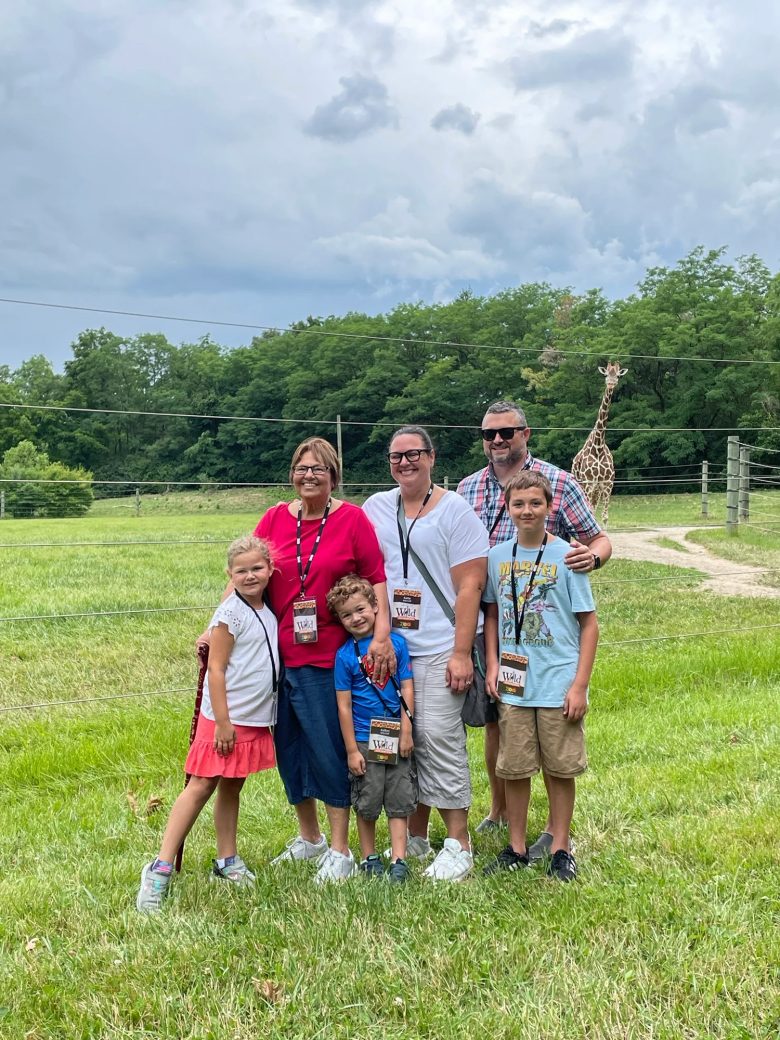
[571,362,628,527]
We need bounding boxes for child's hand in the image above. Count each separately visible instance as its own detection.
[195,629,211,653]
[213,722,236,756]
[400,732,414,758]
[563,684,588,721]
[486,661,501,701]
[348,749,366,776]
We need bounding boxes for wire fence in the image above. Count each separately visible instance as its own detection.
[2,434,778,718]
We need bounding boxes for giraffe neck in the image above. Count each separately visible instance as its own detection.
[589,383,616,446]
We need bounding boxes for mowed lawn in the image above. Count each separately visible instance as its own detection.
[0,502,779,1040]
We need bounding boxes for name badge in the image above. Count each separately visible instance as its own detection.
[366,717,400,765]
[293,598,318,643]
[392,588,422,630]
[498,651,528,697]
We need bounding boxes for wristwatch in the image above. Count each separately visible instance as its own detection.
[591,553,601,571]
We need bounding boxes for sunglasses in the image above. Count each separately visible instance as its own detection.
[387,449,432,464]
[480,426,527,441]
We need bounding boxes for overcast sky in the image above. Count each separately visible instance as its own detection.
[2,0,779,370]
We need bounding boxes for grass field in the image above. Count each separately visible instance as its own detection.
[1,497,779,1039]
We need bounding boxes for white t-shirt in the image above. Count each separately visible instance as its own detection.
[201,594,280,727]
[363,489,490,656]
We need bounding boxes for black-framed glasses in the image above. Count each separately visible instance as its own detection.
[292,464,330,476]
[480,426,527,441]
[387,449,432,464]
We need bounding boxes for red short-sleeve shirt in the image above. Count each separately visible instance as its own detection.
[255,501,386,669]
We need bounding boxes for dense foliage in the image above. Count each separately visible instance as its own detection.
[0,440,93,517]
[1,248,778,491]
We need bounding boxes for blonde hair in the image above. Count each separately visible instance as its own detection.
[289,437,340,487]
[504,471,553,505]
[326,574,377,615]
[227,535,274,570]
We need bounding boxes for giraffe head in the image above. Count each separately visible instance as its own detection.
[598,362,628,388]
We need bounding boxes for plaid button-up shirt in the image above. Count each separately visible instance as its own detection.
[456,453,602,548]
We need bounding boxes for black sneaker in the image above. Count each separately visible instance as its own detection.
[482,845,530,876]
[387,858,410,885]
[359,854,385,878]
[547,848,577,882]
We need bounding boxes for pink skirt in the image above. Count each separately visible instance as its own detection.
[184,714,276,779]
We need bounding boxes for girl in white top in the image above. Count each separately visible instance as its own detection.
[136,536,280,912]
[363,426,489,882]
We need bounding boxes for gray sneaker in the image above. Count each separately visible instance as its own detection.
[384,833,433,860]
[527,832,576,864]
[271,834,328,864]
[475,817,506,835]
[136,862,172,913]
[211,855,255,887]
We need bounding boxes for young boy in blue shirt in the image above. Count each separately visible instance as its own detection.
[327,575,417,884]
[482,472,598,881]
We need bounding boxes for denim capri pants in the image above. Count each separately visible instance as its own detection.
[274,665,350,808]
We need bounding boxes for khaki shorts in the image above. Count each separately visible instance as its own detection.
[496,703,587,780]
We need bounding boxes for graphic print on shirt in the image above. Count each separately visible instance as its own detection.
[497,560,559,647]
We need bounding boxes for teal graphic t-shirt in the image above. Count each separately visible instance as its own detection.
[483,535,595,708]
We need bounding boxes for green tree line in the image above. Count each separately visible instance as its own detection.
[1,248,779,497]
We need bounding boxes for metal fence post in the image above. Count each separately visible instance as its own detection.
[701,461,708,518]
[135,488,141,516]
[336,414,344,493]
[0,489,4,519]
[739,445,750,522]
[726,435,739,535]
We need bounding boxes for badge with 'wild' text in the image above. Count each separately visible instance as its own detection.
[292,598,318,643]
[367,717,400,765]
[391,588,422,630]
[498,651,528,697]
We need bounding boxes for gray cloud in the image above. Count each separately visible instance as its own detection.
[527,18,576,39]
[303,74,399,142]
[487,112,516,130]
[431,103,481,135]
[506,29,635,91]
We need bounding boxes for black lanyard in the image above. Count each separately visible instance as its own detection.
[488,503,506,540]
[233,590,278,692]
[395,485,433,582]
[296,499,331,597]
[510,533,548,646]
[353,639,413,724]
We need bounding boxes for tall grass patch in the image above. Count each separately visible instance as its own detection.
[1,511,779,1039]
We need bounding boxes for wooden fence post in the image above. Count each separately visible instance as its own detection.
[738,445,750,522]
[726,436,739,535]
[701,461,708,518]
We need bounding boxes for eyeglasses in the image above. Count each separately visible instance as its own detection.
[480,426,527,441]
[387,449,432,464]
[292,464,330,476]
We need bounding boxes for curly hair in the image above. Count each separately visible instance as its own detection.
[326,573,377,615]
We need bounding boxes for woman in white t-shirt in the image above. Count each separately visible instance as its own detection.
[363,426,489,882]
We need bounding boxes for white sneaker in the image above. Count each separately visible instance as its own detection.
[270,833,328,864]
[384,833,433,860]
[423,838,473,882]
[313,848,357,885]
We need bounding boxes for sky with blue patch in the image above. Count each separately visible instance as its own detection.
[2,0,779,369]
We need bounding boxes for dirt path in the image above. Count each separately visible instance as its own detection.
[609,526,780,599]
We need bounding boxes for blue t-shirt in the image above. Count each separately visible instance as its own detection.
[483,535,596,708]
[333,631,414,741]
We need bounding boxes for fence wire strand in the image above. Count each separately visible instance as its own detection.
[3,623,779,715]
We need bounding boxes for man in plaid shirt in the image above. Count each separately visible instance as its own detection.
[458,399,612,849]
